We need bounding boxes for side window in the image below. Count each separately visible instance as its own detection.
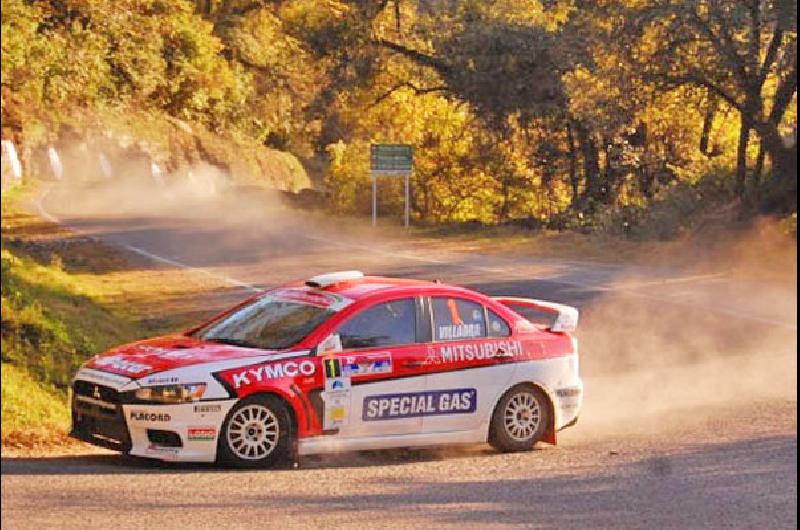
[487,309,511,337]
[432,297,486,341]
[336,298,416,349]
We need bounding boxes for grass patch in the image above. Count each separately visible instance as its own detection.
[1,362,71,447]
[1,185,242,448]
[1,188,146,446]
[1,246,143,389]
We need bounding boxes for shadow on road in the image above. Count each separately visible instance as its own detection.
[2,436,795,528]
[259,436,799,528]
[0,443,505,475]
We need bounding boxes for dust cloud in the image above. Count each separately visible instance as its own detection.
[34,140,798,442]
[35,139,324,251]
[576,222,797,438]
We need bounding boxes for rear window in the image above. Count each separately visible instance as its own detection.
[432,297,486,341]
[488,309,511,337]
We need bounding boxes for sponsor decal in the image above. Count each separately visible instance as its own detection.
[437,323,483,340]
[156,350,195,360]
[93,355,151,374]
[194,404,222,414]
[229,359,316,389]
[424,340,524,365]
[556,387,582,398]
[188,427,216,441]
[137,346,197,360]
[322,374,351,430]
[143,375,180,385]
[129,410,172,422]
[342,352,393,377]
[363,388,477,421]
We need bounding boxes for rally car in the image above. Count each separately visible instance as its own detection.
[70,271,582,467]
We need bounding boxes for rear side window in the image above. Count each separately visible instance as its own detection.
[432,297,486,341]
[488,309,511,337]
[336,298,416,349]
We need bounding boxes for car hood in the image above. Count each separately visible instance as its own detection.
[84,335,289,378]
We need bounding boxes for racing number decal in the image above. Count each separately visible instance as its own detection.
[324,358,342,378]
[321,357,350,430]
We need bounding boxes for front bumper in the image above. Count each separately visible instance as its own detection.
[71,392,132,452]
[71,379,236,462]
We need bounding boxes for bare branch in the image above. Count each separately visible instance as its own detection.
[758,26,785,87]
[687,5,750,86]
[658,73,745,114]
[373,38,451,74]
[368,82,449,108]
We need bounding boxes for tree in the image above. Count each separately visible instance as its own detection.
[620,0,797,198]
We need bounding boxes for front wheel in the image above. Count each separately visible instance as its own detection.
[218,395,293,468]
[489,385,550,452]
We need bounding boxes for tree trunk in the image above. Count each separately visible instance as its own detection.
[752,138,767,187]
[566,122,579,207]
[699,93,718,156]
[753,122,797,212]
[576,123,600,210]
[736,117,751,195]
[755,121,796,185]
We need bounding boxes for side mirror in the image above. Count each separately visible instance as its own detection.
[318,333,343,354]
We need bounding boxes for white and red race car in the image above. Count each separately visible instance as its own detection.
[71,271,582,467]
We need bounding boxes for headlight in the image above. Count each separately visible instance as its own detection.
[134,383,206,403]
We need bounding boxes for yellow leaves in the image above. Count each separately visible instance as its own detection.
[468,0,577,31]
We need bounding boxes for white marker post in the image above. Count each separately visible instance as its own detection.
[370,144,413,228]
[98,153,113,179]
[48,146,63,180]
[1,140,22,185]
[151,162,164,187]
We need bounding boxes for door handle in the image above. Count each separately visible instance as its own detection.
[495,345,514,358]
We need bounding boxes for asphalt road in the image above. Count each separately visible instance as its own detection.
[2,182,796,528]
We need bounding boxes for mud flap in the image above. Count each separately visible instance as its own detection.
[544,425,557,445]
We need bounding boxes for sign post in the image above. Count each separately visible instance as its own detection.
[370,144,413,228]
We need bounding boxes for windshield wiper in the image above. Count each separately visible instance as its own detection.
[204,337,262,349]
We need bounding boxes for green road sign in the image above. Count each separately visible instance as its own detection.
[370,144,413,176]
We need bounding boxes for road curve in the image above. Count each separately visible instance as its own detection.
[2,182,796,529]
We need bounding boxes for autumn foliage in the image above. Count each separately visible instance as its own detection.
[2,1,797,230]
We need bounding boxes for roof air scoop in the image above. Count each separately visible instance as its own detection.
[306,271,364,288]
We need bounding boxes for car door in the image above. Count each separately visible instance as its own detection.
[331,297,430,438]
[421,296,518,434]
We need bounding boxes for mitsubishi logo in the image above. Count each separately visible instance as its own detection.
[93,386,101,399]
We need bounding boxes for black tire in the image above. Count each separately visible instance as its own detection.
[217,395,293,469]
[489,384,550,453]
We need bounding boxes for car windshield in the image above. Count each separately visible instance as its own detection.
[192,295,335,350]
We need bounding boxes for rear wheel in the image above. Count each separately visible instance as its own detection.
[489,385,550,452]
[218,395,293,468]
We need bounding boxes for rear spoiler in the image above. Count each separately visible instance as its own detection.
[492,297,579,333]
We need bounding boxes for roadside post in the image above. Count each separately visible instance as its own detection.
[369,144,413,228]
[1,140,22,189]
[48,146,63,180]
